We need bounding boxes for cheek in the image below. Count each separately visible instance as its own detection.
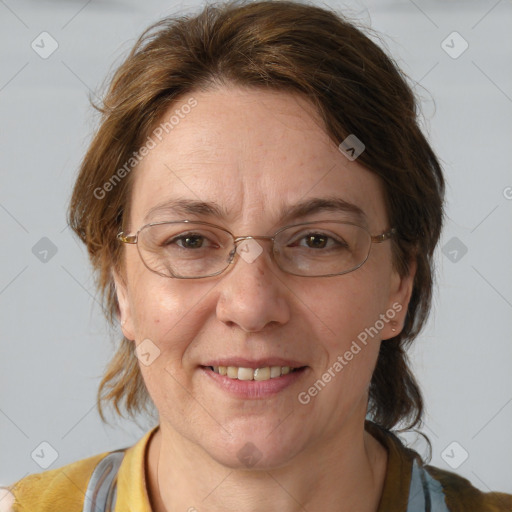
[295,267,392,403]
[299,269,391,345]
[125,261,201,345]
[299,278,387,412]
[129,277,208,403]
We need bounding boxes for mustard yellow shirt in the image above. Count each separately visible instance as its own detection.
[6,422,512,511]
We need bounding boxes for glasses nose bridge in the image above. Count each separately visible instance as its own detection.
[233,234,275,245]
[228,234,278,268]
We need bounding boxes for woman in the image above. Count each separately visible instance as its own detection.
[5,1,511,510]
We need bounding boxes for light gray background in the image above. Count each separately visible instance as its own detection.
[1,0,511,497]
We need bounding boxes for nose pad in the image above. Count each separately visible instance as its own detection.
[227,246,237,263]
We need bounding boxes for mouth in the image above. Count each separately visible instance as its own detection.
[202,365,306,381]
[199,360,309,399]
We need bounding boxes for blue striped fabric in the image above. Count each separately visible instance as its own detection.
[82,450,125,512]
[407,459,450,512]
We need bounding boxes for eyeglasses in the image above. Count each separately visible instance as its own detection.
[117,220,395,279]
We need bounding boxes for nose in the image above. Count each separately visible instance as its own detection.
[215,239,291,332]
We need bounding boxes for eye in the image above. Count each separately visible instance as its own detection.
[165,232,218,250]
[292,232,348,250]
[303,233,329,249]
[174,234,206,249]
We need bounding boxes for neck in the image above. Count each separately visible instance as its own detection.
[145,417,388,512]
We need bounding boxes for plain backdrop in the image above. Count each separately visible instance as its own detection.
[1,0,511,496]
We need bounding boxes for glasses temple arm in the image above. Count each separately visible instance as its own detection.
[117,232,137,244]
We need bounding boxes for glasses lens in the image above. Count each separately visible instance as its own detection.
[138,222,233,278]
[274,222,371,276]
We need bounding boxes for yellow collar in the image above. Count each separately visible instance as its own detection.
[113,421,413,511]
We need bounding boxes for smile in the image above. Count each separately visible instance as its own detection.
[207,365,302,381]
[200,364,308,399]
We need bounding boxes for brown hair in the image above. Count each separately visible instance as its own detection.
[68,0,444,431]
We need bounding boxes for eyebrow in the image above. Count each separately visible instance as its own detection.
[279,197,367,225]
[143,196,367,226]
[144,199,226,223]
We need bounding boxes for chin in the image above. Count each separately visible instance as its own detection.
[208,444,300,471]
[202,424,307,470]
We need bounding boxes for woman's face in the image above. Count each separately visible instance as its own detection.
[115,85,414,469]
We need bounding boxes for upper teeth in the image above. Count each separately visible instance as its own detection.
[211,366,296,381]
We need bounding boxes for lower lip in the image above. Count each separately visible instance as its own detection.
[200,366,308,399]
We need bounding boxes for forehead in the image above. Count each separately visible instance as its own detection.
[129,86,388,230]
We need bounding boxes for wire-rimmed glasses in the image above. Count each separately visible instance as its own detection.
[117,220,396,279]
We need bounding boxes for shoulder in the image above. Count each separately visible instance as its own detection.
[6,451,111,512]
[366,421,512,512]
[424,464,512,512]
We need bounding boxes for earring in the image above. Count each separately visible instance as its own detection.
[391,321,397,333]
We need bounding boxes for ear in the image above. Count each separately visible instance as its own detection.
[380,258,417,341]
[112,269,136,341]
